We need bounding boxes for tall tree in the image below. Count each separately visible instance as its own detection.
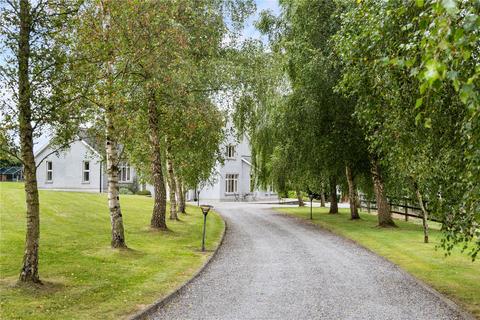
[334,0,479,249]
[116,0,252,229]
[0,0,82,282]
[71,0,128,247]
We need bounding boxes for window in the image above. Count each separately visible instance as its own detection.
[82,161,90,183]
[46,161,53,182]
[226,145,236,159]
[225,174,238,193]
[119,162,131,182]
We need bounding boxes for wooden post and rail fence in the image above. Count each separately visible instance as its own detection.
[359,195,441,223]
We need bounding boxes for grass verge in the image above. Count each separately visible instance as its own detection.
[0,182,224,319]
[277,206,480,319]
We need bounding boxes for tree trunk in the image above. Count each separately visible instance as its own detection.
[165,144,178,220]
[329,176,338,214]
[370,157,396,227]
[176,176,186,214]
[320,183,326,207]
[414,182,429,243]
[18,0,41,284]
[345,165,360,220]
[101,1,127,249]
[105,108,127,248]
[296,189,304,207]
[148,91,167,230]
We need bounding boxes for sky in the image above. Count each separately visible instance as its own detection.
[244,0,281,40]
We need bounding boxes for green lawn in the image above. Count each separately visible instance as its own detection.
[0,182,224,320]
[277,206,480,318]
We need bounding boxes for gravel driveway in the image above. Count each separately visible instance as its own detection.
[148,202,469,320]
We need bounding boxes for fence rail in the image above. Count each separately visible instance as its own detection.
[359,196,441,223]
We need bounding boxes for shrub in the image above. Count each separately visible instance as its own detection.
[119,187,133,195]
[135,190,151,196]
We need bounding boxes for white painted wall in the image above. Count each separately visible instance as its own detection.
[188,131,277,201]
[35,141,102,192]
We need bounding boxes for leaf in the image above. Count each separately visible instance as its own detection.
[460,84,473,104]
[424,117,432,129]
[424,59,442,84]
[415,112,423,125]
[446,70,458,81]
[415,97,423,109]
[441,0,458,14]
[420,82,429,94]
[416,0,424,7]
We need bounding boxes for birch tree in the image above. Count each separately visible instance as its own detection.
[71,0,128,248]
[116,0,252,229]
[0,0,82,283]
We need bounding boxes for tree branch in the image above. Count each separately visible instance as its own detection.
[35,139,77,168]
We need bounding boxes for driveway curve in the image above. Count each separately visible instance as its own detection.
[149,202,469,320]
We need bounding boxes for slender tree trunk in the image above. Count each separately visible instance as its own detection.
[165,144,178,220]
[320,183,326,207]
[148,91,167,230]
[345,165,360,220]
[105,108,127,248]
[370,157,396,227]
[329,175,338,214]
[18,0,41,284]
[296,189,304,207]
[176,176,186,214]
[101,1,127,249]
[414,182,429,243]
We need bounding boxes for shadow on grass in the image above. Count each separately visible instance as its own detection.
[1,277,66,295]
[115,247,146,258]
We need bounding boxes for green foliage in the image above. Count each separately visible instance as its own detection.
[135,190,151,196]
[0,0,86,161]
[333,0,479,259]
[235,0,478,258]
[235,0,371,202]
[119,187,133,195]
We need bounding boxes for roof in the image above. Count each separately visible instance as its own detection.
[0,166,22,175]
[77,129,103,154]
[34,131,102,159]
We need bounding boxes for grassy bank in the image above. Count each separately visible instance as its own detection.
[0,182,224,320]
[277,206,480,318]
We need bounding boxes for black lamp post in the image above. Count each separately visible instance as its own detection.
[197,190,200,207]
[200,205,213,252]
[308,193,314,220]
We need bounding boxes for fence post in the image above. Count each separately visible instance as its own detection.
[405,198,409,221]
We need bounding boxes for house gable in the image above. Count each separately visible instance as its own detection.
[35,140,103,192]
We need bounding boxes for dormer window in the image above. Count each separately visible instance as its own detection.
[226,145,236,159]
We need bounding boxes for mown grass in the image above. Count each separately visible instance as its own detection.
[277,206,480,318]
[0,182,224,320]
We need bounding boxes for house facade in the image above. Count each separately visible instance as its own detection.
[35,125,276,201]
[35,139,137,192]
[186,132,276,201]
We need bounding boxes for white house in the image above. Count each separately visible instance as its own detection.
[35,139,136,193]
[187,132,276,201]
[35,125,276,201]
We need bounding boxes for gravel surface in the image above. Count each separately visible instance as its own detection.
[149,202,469,320]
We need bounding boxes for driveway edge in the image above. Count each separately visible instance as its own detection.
[277,211,476,320]
[128,213,227,320]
